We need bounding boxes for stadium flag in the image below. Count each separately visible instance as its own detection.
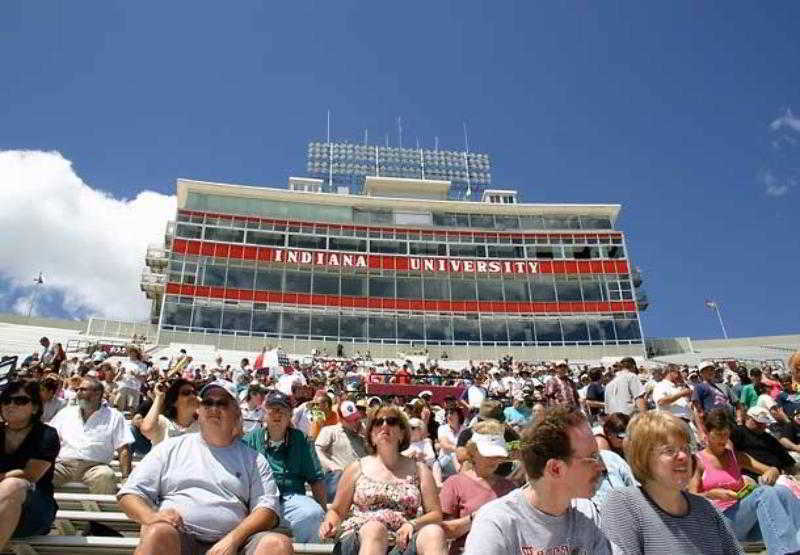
[705,299,717,309]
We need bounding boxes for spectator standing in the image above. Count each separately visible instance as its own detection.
[50,377,133,493]
[584,367,606,424]
[315,399,368,502]
[543,361,579,409]
[39,337,54,366]
[693,361,737,442]
[0,381,60,549]
[118,380,291,555]
[604,357,645,416]
[51,342,66,374]
[463,407,611,555]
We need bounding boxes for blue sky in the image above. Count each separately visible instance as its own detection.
[1,1,798,340]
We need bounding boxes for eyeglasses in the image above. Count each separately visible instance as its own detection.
[373,416,401,427]
[201,399,230,409]
[179,389,197,397]
[2,396,32,406]
[657,445,691,459]
[573,451,604,466]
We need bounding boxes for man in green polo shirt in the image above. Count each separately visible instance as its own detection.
[242,390,326,543]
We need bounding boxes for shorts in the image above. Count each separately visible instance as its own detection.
[334,530,419,555]
[178,530,275,555]
[12,487,57,538]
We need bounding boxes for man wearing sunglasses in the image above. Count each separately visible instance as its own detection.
[118,380,291,555]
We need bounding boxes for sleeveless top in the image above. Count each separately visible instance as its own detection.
[339,457,422,542]
[696,448,743,511]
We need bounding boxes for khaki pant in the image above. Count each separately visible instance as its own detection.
[52,459,117,494]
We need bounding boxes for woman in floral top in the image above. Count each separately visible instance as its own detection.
[319,404,448,555]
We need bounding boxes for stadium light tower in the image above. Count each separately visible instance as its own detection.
[705,299,728,339]
[27,272,44,319]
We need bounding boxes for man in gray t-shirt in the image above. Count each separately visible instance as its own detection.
[463,406,614,555]
[118,380,291,555]
[604,358,645,416]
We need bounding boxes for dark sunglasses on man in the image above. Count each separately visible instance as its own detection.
[1,396,32,406]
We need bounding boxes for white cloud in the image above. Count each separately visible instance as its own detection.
[760,169,791,198]
[770,108,800,133]
[766,183,789,197]
[0,150,176,321]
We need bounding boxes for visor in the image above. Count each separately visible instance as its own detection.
[472,432,509,458]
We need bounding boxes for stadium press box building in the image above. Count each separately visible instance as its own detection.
[142,141,647,359]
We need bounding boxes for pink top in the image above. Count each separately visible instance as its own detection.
[697,448,744,511]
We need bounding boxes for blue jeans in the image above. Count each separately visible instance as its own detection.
[723,485,800,555]
[280,493,325,543]
[323,470,342,503]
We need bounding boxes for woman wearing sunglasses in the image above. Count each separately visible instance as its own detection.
[0,380,60,549]
[319,404,447,555]
[139,379,199,446]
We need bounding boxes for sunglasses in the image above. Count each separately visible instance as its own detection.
[2,396,32,406]
[373,416,401,427]
[201,398,230,409]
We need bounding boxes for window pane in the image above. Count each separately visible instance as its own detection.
[163,303,192,327]
[282,312,310,336]
[487,245,524,258]
[397,317,424,341]
[252,311,279,333]
[255,269,282,290]
[615,318,641,340]
[409,242,446,256]
[424,318,453,342]
[477,279,504,301]
[469,214,494,228]
[310,314,339,337]
[562,319,589,341]
[369,316,396,339]
[288,235,326,249]
[555,278,582,302]
[192,306,221,329]
[176,224,203,239]
[396,277,422,299]
[312,273,340,295]
[531,276,556,301]
[450,278,477,301]
[340,315,366,339]
[341,275,367,296]
[449,244,486,258]
[535,319,562,343]
[204,227,245,243]
[285,271,311,293]
[423,277,450,300]
[480,319,508,343]
[369,277,395,298]
[453,318,480,341]
[221,309,251,332]
[606,246,625,259]
[370,240,407,254]
[519,215,544,229]
[508,320,535,342]
[494,216,519,229]
[503,279,530,302]
[530,246,556,259]
[329,237,367,252]
[203,265,227,286]
[227,267,255,289]
[247,231,285,246]
[542,217,569,230]
[581,278,604,301]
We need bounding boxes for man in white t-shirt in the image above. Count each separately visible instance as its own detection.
[653,365,692,421]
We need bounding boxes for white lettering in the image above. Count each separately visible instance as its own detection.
[513,261,526,273]
[300,251,312,264]
[410,258,421,271]
[287,251,299,264]
[342,254,353,267]
[528,262,538,273]
[449,260,462,272]
[329,254,339,266]
[315,252,325,265]
[437,259,446,272]
[423,260,436,272]
[476,261,488,273]
[274,249,283,262]
[503,261,512,273]
[463,260,475,272]
[355,256,367,268]
[488,261,501,273]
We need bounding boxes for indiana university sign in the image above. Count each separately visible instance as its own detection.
[272,248,539,275]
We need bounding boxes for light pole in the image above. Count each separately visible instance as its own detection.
[27,272,44,319]
[705,300,728,339]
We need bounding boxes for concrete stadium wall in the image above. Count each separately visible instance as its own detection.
[0,313,87,332]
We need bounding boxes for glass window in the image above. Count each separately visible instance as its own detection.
[285,271,311,293]
[450,278,477,301]
[535,319,562,343]
[203,265,227,287]
[542,216,569,230]
[204,227,245,243]
[555,278,582,302]
[370,240,407,254]
[227,267,255,289]
[561,319,589,342]
[480,319,508,343]
[587,319,616,342]
[221,309,251,332]
[340,275,366,296]
[247,231,285,246]
[469,214,494,229]
[494,216,519,229]
[310,314,339,337]
[369,276,395,298]
[409,242,447,256]
[163,303,192,327]
[606,246,625,259]
[529,246,556,259]
[581,217,612,230]
[176,224,203,239]
[580,277,605,301]
[507,320,535,342]
[449,244,486,258]
[255,269,282,290]
[312,273,340,295]
[568,246,593,260]
[424,318,453,342]
[423,277,450,300]
[288,235,327,249]
[340,315,366,339]
[368,316,396,339]
[252,311,280,333]
[329,237,367,252]
[477,279,504,301]
[519,215,544,229]
[397,317,424,341]
[282,312,310,336]
[487,245,524,258]
[396,277,422,299]
[453,318,480,342]
[530,275,556,301]
[615,318,641,340]
[503,279,530,302]
[192,306,221,329]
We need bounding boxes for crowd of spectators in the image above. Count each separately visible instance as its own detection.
[2,335,800,554]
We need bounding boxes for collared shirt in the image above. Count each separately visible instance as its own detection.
[314,423,367,471]
[242,427,324,496]
[50,403,134,463]
[653,380,691,420]
[605,370,645,415]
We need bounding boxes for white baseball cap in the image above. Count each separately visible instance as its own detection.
[698,361,716,372]
[472,432,509,458]
[747,406,772,425]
